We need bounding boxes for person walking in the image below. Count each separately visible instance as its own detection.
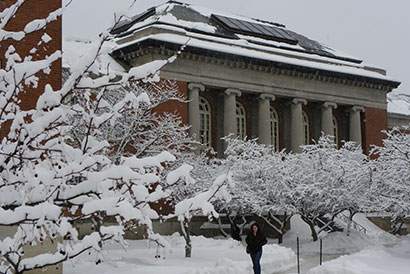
[246,222,267,274]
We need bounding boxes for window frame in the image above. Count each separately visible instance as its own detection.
[332,114,339,147]
[302,111,310,145]
[270,106,279,151]
[199,97,212,146]
[236,102,246,140]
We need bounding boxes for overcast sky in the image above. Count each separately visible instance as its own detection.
[63,0,410,94]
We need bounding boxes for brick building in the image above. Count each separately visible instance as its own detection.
[108,1,401,155]
[0,0,62,138]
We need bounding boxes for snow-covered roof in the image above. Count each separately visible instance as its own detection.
[110,1,399,87]
[63,37,125,74]
[387,92,410,116]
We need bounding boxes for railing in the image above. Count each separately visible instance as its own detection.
[315,217,335,233]
[334,212,367,234]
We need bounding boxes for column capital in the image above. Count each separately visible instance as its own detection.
[351,106,365,113]
[259,93,276,101]
[323,102,337,109]
[225,88,242,97]
[292,98,307,105]
[188,83,205,92]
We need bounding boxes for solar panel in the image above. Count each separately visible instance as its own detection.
[211,14,298,45]
[111,8,156,35]
[251,23,273,37]
[219,16,240,30]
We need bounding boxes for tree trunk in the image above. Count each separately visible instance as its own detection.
[301,215,318,242]
[265,211,293,244]
[278,234,283,244]
[279,212,292,244]
[390,217,405,235]
[345,211,354,236]
[218,217,229,238]
[180,220,191,258]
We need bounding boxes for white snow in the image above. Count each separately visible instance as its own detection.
[61,215,410,274]
[63,234,296,274]
[62,231,410,274]
[387,92,410,116]
[119,2,365,67]
[115,32,394,82]
[41,33,52,43]
[308,237,410,274]
[62,38,125,73]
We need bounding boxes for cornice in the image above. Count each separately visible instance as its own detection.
[113,41,398,92]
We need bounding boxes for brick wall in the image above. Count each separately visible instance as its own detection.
[153,80,188,125]
[0,0,62,138]
[363,107,388,155]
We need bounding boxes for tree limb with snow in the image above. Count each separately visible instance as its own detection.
[0,1,194,273]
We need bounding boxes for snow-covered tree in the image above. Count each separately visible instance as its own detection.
[69,79,193,162]
[0,2,196,273]
[332,141,372,236]
[219,137,292,243]
[223,135,371,242]
[370,126,410,234]
[281,136,370,241]
[171,169,232,257]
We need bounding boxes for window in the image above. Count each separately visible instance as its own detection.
[302,111,310,145]
[236,102,246,139]
[332,115,339,146]
[270,107,279,151]
[199,97,211,146]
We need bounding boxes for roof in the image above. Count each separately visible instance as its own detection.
[109,1,400,88]
[62,37,125,74]
[387,92,410,116]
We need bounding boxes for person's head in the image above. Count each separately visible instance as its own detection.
[251,223,259,234]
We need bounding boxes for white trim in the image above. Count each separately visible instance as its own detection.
[236,102,246,139]
[270,106,279,151]
[302,111,310,145]
[199,97,212,146]
[333,115,339,146]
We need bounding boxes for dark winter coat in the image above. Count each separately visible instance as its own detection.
[245,224,267,253]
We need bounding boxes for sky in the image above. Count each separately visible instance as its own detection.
[63,0,410,95]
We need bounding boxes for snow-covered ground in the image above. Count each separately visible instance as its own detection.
[308,238,410,274]
[63,215,410,274]
[277,215,409,274]
[64,234,296,274]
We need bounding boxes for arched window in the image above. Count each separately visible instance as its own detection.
[270,107,279,151]
[199,97,211,146]
[302,111,310,145]
[236,102,246,139]
[332,115,339,146]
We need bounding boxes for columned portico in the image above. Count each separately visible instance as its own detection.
[258,93,276,145]
[291,98,307,153]
[188,83,205,141]
[349,106,365,147]
[224,88,241,137]
[321,102,337,137]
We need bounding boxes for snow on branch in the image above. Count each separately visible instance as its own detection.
[0,1,198,272]
[174,171,232,222]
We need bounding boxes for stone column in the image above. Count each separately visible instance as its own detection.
[187,83,205,142]
[258,93,276,145]
[321,102,337,137]
[349,106,365,147]
[224,88,241,138]
[290,98,307,153]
